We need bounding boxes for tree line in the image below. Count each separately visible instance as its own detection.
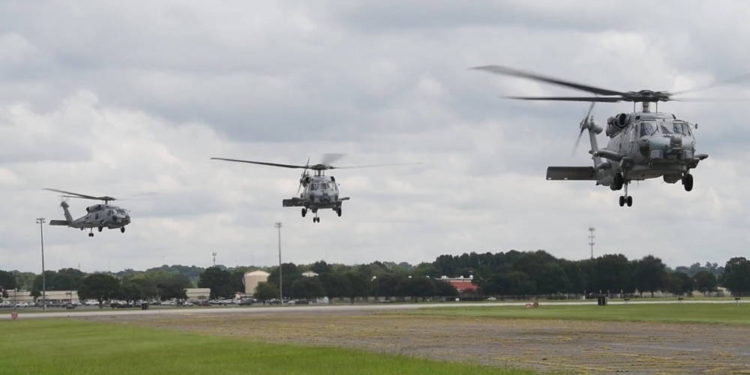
[3,252,750,303]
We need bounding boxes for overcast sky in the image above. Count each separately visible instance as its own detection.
[2,0,750,273]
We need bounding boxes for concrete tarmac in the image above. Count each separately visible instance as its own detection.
[2,298,745,320]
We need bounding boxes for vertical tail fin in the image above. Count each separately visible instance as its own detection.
[61,201,73,223]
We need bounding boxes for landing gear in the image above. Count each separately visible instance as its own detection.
[313,216,320,223]
[120,227,126,234]
[301,208,307,217]
[98,226,103,232]
[88,229,94,237]
[335,208,342,217]
[682,173,693,192]
[618,183,633,207]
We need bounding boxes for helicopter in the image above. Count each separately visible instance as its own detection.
[211,154,402,223]
[44,188,131,236]
[470,65,744,207]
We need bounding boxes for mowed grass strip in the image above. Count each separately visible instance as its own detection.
[0,319,532,375]
[410,303,750,325]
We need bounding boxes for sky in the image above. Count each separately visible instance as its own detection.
[2,0,750,273]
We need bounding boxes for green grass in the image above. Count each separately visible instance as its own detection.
[410,303,750,325]
[0,319,531,375]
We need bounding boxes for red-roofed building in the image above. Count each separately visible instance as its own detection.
[439,275,478,294]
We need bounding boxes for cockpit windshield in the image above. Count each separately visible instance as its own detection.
[659,124,672,135]
[672,122,691,136]
[640,122,656,137]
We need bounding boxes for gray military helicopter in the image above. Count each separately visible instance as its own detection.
[44,188,131,236]
[211,154,400,222]
[471,65,742,207]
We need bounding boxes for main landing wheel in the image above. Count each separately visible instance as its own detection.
[682,173,694,192]
[619,196,625,207]
[335,208,342,217]
[98,226,103,232]
[313,217,320,223]
[88,232,94,238]
[301,208,307,217]
[120,227,126,233]
[626,196,633,207]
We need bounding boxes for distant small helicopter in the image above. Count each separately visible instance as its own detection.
[212,154,402,222]
[44,188,131,236]
[473,65,745,207]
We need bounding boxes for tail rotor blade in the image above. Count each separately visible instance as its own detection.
[573,102,596,156]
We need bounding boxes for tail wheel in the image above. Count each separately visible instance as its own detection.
[336,208,342,217]
[301,208,307,217]
[121,227,126,233]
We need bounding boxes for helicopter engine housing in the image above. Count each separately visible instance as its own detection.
[605,113,630,137]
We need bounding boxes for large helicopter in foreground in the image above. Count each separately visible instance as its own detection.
[472,65,745,207]
[212,154,401,222]
[44,188,131,236]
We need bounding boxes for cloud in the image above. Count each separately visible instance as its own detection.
[2,1,750,272]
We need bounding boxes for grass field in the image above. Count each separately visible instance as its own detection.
[411,302,750,325]
[0,319,532,375]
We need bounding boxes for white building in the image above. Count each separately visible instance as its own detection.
[244,271,270,295]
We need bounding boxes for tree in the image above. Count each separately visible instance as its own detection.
[432,279,459,297]
[155,273,190,301]
[633,255,667,297]
[482,271,537,296]
[372,273,402,297]
[0,271,17,294]
[693,271,717,295]
[310,261,332,275]
[665,272,693,296]
[397,277,434,300]
[55,268,86,290]
[198,266,234,299]
[320,272,352,299]
[289,277,325,299]
[721,257,750,296]
[344,271,370,303]
[254,282,278,301]
[585,254,633,294]
[268,263,301,298]
[78,274,120,307]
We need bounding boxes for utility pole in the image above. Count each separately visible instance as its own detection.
[588,227,596,260]
[212,252,217,267]
[36,217,47,310]
[274,222,283,302]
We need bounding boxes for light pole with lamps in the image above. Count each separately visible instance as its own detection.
[36,217,47,310]
[274,222,283,303]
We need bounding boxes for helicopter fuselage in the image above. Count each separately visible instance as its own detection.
[283,174,349,221]
[50,201,131,235]
[595,111,707,185]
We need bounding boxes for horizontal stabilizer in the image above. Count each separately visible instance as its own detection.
[282,198,305,207]
[338,197,350,202]
[546,166,596,180]
[49,220,69,226]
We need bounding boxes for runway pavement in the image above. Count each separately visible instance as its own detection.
[1,298,745,320]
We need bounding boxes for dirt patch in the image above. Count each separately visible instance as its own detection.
[84,311,750,374]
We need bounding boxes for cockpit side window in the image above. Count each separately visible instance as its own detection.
[311,184,318,190]
[660,124,672,135]
[640,122,655,137]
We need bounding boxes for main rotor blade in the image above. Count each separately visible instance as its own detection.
[333,162,421,170]
[670,72,750,96]
[473,65,624,96]
[44,188,116,201]
[505,96,621,102]
[320,153,345,166]
[211,157,308,169]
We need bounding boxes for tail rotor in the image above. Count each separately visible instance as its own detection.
[573,102,596,155]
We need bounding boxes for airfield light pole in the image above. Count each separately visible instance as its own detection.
[588,227,596,260]
[36,217,47,311]
[275,222,283,302]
